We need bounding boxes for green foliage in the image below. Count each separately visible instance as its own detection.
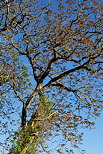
[7,98,53,154]
[40,97,54,116]
[8,128,38,154]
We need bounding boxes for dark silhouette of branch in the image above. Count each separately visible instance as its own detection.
[45,59,91,87]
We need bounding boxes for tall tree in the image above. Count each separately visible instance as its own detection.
[0,0,103,153]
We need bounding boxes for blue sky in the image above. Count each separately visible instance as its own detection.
[45,0,103,153]
[68,112,103,154]
[81,112,103,154]
[1,114,103,154]
[45,112,103,154]
[0,0,103,153]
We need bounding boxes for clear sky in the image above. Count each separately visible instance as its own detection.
[46,0,103,153]
[1,114,103,153]
[65,111,103,154]
[0,0,103,153]
[80,112,103,154]
[47,112,103,154]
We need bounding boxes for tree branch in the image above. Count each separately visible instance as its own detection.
[12,82,24,103]
[51,83,77,93]
[45,59,90,87]
[26,53,39,84]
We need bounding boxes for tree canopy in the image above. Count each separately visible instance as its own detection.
[0,0,103,153]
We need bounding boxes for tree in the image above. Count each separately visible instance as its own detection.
[0,0,103,153]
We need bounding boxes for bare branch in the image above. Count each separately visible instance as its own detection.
[51,83,77,93]
[26,53,39,84]
[12,82,24,103]
[45,59,91,87]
